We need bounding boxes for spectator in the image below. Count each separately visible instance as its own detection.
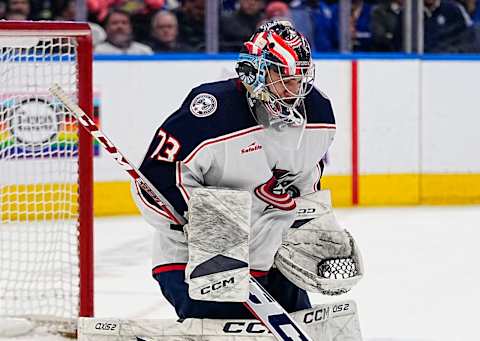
[5,10,27,20]
[424,0,477,52]
[331,0,373,51]
[6,0,32,19]
[87,0,112,22]
[123,0,165,44]
[370,0,403,51]
[174,0,206,51]
[220,0,264,52]
[256,2,295,32]
[457,0,480,22]
[87,0,165,42]
[163,0,180,10]
[262,1,318,46]
[264,1,290,20]
[1,0,54,20]
[54,0,107,46]
[222,0,237,12]
[475,0,480,22]
[95,9,153,54]
[36,0,54,19]
[293,0,335,52]
[148,10,191,52]
[53,0,75,20]
[0,1,6,18]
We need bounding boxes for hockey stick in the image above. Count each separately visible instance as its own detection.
[49,84,313,341]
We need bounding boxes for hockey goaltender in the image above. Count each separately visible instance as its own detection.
[82,20,365,341]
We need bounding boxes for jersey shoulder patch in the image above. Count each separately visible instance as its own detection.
[189,93,218,118]
[158,79,258,161]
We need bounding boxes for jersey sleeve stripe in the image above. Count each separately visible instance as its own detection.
[133,181,176,222]
[183,125,263,164]
[152,264,270,277]
[305,123,336,129]
[152,263,187,275]
[250,270,269,278]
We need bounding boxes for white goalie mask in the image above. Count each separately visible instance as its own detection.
[235,20,315,128]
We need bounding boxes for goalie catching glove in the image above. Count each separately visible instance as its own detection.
[275,190,364,295]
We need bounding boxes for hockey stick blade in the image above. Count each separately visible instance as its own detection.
[49,84,313,341]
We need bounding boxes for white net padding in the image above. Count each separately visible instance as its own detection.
[0,35,83,332]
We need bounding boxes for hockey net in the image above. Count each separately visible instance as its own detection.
[0,22,93,335]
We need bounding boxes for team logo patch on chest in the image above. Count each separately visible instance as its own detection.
[254,168,301,211]
[190,93,217,117]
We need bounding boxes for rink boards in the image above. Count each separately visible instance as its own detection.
[82,55,480,215]
[3,55,478,216]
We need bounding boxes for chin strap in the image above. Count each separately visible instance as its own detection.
[247,91,306,129]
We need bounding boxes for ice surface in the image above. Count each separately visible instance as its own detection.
[2,205,479,341]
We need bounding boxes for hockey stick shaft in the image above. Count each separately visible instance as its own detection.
[49,84,312,341]
[49,84,184,226]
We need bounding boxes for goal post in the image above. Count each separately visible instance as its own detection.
[0,21,93,333]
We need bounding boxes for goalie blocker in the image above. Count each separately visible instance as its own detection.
[78,300,362,341]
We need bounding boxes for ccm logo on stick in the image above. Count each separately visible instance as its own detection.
[200,277,235,294]
[223,321,269,334]
[94,322,117,331]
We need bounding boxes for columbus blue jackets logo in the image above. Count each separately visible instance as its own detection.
[272,168,301,199]
[254,168,300,211]
[190,93,217,118]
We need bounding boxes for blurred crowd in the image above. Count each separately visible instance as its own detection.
[1,0,480,54]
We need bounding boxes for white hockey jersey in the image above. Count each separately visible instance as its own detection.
[132,79,336,274]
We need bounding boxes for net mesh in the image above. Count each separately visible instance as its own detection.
[0,36,80,327]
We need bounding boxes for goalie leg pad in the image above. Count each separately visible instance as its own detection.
[78,300,362,340]
[185,187,252,302]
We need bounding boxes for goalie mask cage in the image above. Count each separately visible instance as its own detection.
[0,21,93,333]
